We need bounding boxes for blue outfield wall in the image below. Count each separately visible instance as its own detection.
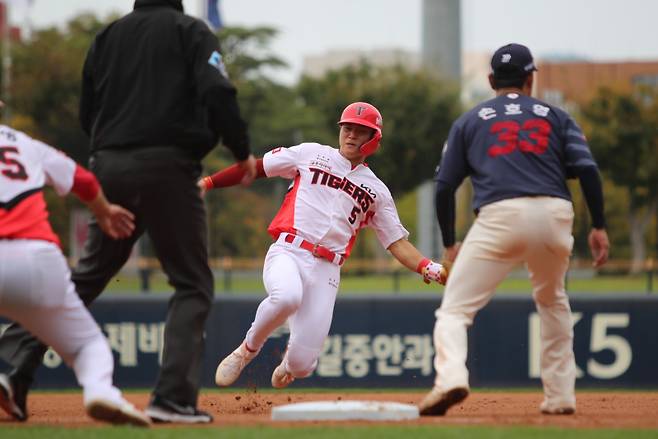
[1,294,657,389]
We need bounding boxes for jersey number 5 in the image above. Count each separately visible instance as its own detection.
[488,118,551,157]
[0,146,28,180]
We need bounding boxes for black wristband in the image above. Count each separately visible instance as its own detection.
[435,181,457,247]
[577,166,606,229]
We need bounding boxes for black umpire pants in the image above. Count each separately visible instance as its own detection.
[0,145,214,408]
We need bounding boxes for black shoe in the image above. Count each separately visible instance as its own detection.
[145,395,213,424]
[0,373,28,421]
[418,386,469,416]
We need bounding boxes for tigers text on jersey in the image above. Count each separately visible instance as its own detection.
[437,92,598,212]
[263,142,408,257]
[0,125,76,245]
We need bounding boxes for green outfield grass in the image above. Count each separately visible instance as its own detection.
[1,425,657,438]
[104,271,657,295]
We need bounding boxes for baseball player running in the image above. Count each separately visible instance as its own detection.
[199,102,447,388]
[418,43,609,416]
[0,123,150,426]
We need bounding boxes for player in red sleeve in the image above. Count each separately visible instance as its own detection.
[199,102,447,389]
[0,123,149,426]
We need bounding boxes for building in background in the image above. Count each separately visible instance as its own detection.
[461,51,494,105]
[535,60,658,109]
[0,2,22,41]
[302,0,462,85]
[302,48,420,78]
[458,53,658,111]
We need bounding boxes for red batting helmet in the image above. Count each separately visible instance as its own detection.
[338,102,383,157]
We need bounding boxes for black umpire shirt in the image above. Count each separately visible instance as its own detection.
[79,0,250,161]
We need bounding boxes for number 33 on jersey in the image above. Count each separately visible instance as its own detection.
[436,92,597,213]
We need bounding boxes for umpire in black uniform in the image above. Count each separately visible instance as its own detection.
[0,0,256,424]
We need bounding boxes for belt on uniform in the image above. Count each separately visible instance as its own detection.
[281,233,345,266]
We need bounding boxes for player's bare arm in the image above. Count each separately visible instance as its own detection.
[86,190,136,240]
[387,238,447,285]
[588,228,610,268]
[442,242,461,263]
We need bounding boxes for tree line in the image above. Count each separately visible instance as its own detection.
[2,13,656,273]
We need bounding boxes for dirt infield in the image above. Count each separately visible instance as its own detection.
[1,391,657,429]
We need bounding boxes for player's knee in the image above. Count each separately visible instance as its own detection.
[285,352,318,378]
[270,292,303,315]
[533,288,569,307]
[436,308,474,326]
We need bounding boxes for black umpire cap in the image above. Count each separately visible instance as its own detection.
[490,43,538,80]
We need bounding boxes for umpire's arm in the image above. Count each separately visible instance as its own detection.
[79,40,97,136]
[187,21,250,161]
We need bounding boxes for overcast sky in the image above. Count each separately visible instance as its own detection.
[8,0,658,83]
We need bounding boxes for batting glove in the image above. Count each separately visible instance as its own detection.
[416,258,448,285]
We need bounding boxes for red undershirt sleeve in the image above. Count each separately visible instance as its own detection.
[70,164,100,202]
[207,158,266,188]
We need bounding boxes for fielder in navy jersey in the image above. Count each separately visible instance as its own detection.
[418,43,610,416]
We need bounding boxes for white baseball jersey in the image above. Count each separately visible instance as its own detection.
[0,124,76,245]
[0,125,132,413]
[263,142,409,257]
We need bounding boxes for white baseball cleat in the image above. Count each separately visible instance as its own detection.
[540,400,575,415]
[85,398,151,427]
[215,342,258,386]
[271,363,295,389]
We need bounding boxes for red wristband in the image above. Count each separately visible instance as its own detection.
[200,176,214,190]
[416,258,431,274]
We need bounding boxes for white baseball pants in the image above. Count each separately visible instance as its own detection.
[433,197,576,410]
[245,236,340,378]
[0,240,124,406]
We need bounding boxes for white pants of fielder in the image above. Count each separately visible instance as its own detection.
[244,235,340,378]
[434,197,576,410]
[0,240,125,407]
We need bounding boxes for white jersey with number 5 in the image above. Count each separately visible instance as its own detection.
[0,124,133,413]
[264,142,408,257]
[0,124,76,245]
